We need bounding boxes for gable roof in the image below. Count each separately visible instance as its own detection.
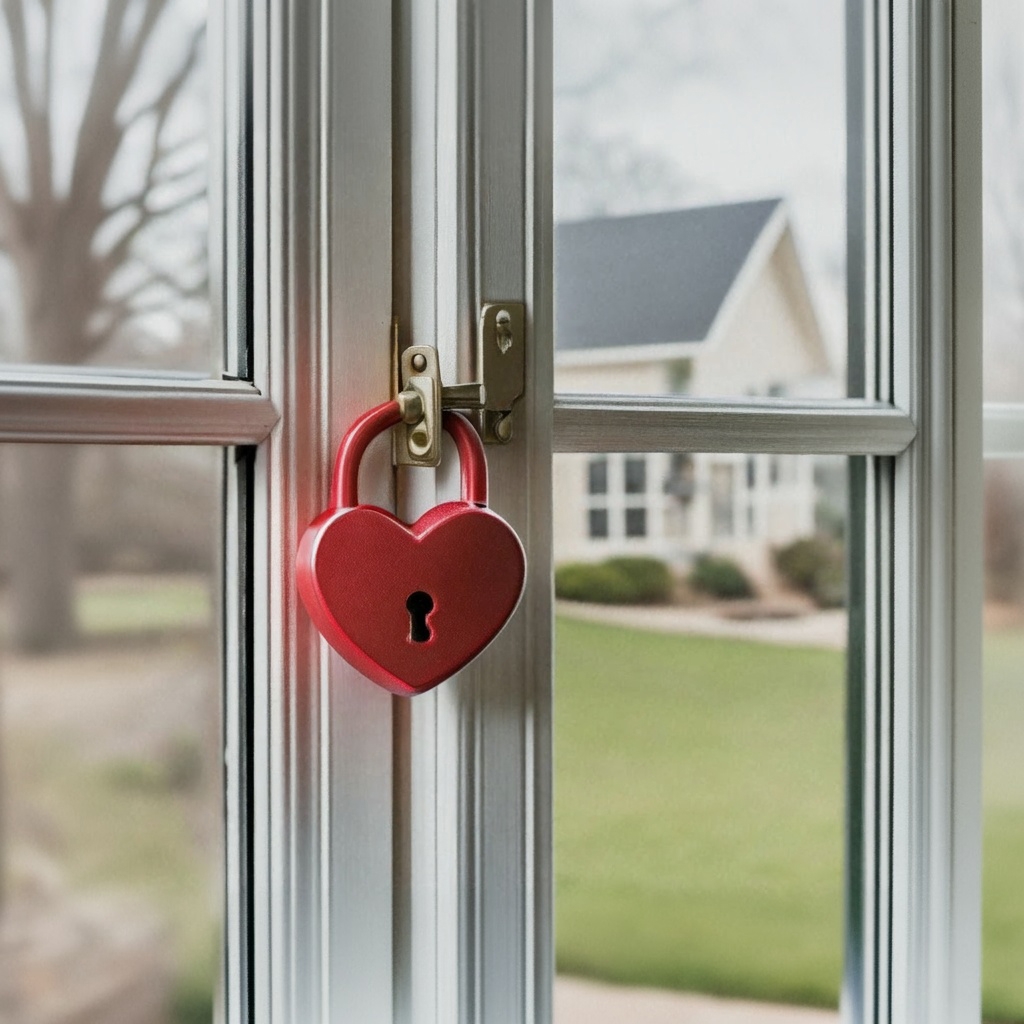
[555,198,782,353]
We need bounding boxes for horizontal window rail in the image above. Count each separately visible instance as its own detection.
[983,403,1024,457]
[554,394,917,455]
[0,370,279,444]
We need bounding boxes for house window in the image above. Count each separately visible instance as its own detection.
[588,507,609,539]
[624,455,646,494]
[711,463,736,539]
[622,455,649,538]
[586,456,610,539]
[624,506,646,538]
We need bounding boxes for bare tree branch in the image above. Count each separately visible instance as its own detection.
[0,157,19,240]
[68,0,166,215]
[96,177,204,284]
[101,158,202,222]
[122,23,205,136]
[86,297,173,352]
[145,182,206,218]
[89,22,205,262]
[2,0,54,207]
[90,263,206,351]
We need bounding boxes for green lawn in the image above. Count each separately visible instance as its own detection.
[555,616,1024,1019]
[77,575,212,636]
[982,630,1024,1022]
[10,719,220,1023]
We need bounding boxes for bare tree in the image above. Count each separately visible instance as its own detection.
[0,0,207,651]
[984,45,1024,400]
[554,0,709,221]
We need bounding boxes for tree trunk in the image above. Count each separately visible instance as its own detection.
[9,445,79,653]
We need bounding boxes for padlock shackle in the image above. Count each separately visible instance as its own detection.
[331,400,488,508]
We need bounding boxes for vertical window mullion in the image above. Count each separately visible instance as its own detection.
[887,3,984,1023]
[247,1,395,1020]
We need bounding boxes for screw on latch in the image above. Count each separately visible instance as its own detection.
[495,309,514,355]
[493,413,513,442]
[394,343,485,467]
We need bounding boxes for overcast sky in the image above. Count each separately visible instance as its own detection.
[555,0,846,348]
[554,0,1024,383]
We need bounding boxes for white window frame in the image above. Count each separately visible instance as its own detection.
[0,0,990,1022]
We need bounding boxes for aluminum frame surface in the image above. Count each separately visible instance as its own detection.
[554,395,915,455]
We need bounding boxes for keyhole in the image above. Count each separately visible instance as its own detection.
[406,591,435,643]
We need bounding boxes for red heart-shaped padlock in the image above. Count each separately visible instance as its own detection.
[296,401,526,695]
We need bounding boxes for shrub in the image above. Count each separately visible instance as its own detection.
[688,554,754,600]
[602,557,674,604]
[555,557,674,605]
[774,535,845,608]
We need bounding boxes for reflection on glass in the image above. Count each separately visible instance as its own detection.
[0,1,212,373]
[982,460,1024,1020]
[0,444,222,1023]
[553,454,847,1021]
[554,0,846,399]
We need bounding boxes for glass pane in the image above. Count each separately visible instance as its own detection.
[982,1,1024,1010]
[554,1,847,399]
[553,453,847,1020]
[0,444,223,1023]
[983,1,1024,400]
[982,458,1024,1020]
[0,1,215,374]
[588,457,609,495]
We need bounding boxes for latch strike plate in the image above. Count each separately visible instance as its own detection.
[478,301,525,444]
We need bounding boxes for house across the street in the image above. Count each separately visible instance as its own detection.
[553,198,837,589]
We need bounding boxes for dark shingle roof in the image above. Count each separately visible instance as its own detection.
[555,199,781,352]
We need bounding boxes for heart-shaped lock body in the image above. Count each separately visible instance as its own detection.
[296,400,526,695]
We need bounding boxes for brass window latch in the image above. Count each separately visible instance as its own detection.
[393,301,525,468]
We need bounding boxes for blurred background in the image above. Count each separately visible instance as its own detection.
[551,1,1024,1021]
[0,2,222,1022]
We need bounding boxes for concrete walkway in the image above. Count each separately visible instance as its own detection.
[555,977,839,1024]
[556,600,847,650]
